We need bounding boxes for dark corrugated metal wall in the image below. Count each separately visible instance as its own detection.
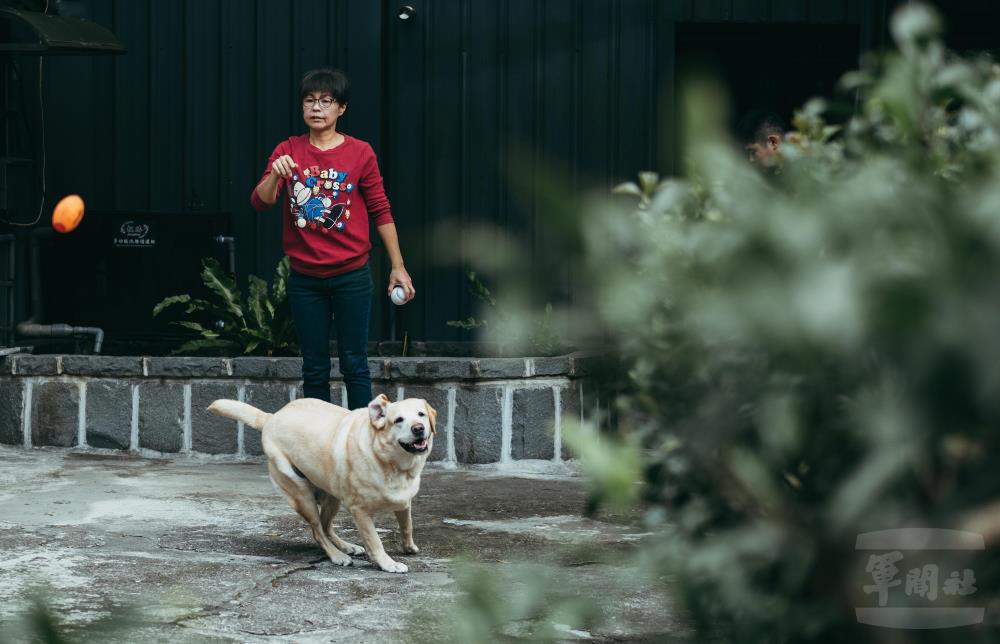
[380,0,868,341]
[383,0,665,341]
[20,0,873,345]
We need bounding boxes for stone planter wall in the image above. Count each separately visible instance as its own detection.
[0,353,603,464]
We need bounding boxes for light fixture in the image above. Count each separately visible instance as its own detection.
[398,5,415,21]
[0,5,126,54]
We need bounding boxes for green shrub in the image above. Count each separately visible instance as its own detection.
[437,3,1000,642]
[153,256,297,356]
[585,4,1000,641]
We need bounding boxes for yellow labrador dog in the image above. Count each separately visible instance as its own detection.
[207,393,435,573]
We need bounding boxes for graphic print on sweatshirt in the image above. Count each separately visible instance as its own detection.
[288,165,355,234]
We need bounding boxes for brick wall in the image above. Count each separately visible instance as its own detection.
[0,354,605,464]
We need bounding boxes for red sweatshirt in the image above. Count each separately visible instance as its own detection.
[250,134,393,278]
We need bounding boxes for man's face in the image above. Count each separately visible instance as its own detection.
[746,133,782,164]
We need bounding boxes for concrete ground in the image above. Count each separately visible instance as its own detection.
[0,446,687,643]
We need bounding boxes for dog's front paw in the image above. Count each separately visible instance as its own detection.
[329,553,355,567]
[376,558,408,574]
[402,542,420,554]
[341,541,366,557]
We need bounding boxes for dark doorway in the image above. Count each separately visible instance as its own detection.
[675,23,861,156]
[939,1,1000,55]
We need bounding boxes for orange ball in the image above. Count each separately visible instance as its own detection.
[52,194,85,233]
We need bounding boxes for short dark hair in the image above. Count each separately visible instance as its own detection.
[300,68,351,105]
[737,109,787,145]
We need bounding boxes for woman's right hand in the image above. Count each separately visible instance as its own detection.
[271,155,298,180]
[256,154,297,206]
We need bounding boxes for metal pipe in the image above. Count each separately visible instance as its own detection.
[14,322,103,353]
[214,235,236,273]
[0,233,14,345]
[28,228,43,323]
[14,227,104,354]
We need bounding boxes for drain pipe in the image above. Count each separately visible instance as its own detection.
[14,228,104,353]
[214,235,236,273]
[16,321,104,353]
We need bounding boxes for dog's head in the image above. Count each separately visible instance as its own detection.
[368,394,437,458]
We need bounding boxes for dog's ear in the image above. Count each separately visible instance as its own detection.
[368,393,390,430]
[426,401,438,435]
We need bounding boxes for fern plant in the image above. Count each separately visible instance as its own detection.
[153,256,297,356]
[445,271,495,332]
[447,271,565,357]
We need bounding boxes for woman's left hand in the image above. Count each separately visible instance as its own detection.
[388,266,416,302]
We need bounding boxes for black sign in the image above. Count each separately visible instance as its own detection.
[41,211,231,345]
[112,220,156,248]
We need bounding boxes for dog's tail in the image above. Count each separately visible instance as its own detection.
[207,399,271,432]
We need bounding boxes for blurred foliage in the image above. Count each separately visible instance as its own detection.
[434,3,1000,642]
[152,256,297,356]
[3,589,142,643]
[446,271,567,357]
[562,419,643,514]
[414,560,600,644]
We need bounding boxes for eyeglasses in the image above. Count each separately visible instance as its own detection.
[303,96,337,110]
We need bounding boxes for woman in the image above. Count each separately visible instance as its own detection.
[251,68,414,409]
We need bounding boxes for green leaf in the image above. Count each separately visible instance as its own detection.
[273,256,290,304]
[171,338,235,355]
[890,1,941,49]
[171,320,214,336]
[152,294,191,317]
[728,447,784,509]
[562,420,641,511]
[612,182,644,198]
[247,275,269,331]
[638,171,660,194]
[821,125,842,142]
[446,316,487,330]
[839,69,873,92]
[466,271,497,307]
[201,257,244,320]
[263,290,276,320]
[244,328,275,343]
[183,298,221,316]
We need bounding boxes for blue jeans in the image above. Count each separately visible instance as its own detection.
[287,263,373,409]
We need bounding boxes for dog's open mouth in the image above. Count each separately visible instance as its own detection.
[399,439,429,454]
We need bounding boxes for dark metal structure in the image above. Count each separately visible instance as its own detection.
[2,0,996,350]
[0,0,125,350]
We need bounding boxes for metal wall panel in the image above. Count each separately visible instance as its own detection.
[769,0,807,22]
[731,0,766,22]
[148,0,185,212]
[111,0,150,211]
[694,0,727,21]
[383,0,663,341]
[88,0,115,214]
[808,0,847,23]
[693,0,855,24]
